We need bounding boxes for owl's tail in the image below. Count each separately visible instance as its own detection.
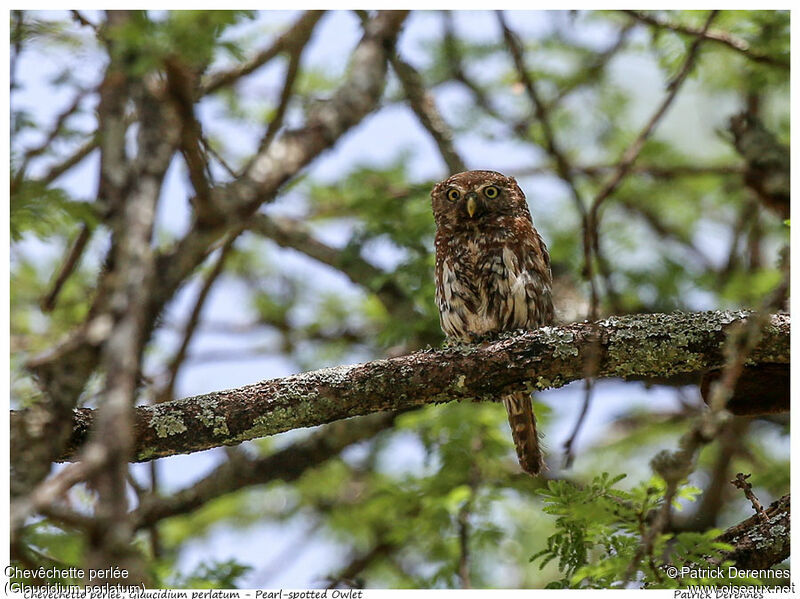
[502,391,545,476]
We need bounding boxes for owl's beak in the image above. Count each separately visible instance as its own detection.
[466,196,478,218]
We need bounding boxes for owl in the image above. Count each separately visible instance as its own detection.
[431,170,554,475]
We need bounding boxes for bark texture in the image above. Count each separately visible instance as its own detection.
[715,493,790,571]
[12,310,787,463]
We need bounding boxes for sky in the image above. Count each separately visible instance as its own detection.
[10,9,786,588]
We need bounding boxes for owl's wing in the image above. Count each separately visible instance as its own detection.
[499,229,554,329]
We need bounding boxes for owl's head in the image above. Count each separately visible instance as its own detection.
[430,170,530,229]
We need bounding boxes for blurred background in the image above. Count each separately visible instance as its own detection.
[10,10,789,588]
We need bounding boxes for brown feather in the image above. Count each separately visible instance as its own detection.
[503,391,545,475]
[431,170,554,475]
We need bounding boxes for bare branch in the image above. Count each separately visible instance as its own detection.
[390,55,466,173]
[251,213,417,324]
[622,10,788,70]
[589,11,718,217]
[200,11,325,96]
[730,473,767,522]
[40,224,93,312]
[133,412,398,528]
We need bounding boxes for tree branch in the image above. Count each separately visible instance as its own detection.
[133,411,398,528]
[199,11,325,96]
[728,112,789,219]
[714,493,789,570]
[622,10,789,70]
[390,54,466,173]
[17,310,787,464]
[19,11,408,486]
[251,213,418,325]
[589,10,718,217]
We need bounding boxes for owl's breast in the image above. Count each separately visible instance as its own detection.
[435,232,552,342]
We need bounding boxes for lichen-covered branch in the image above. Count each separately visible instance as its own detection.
[714,493,789,570]
[14,310,786,464]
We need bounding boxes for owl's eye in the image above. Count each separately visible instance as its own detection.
[447,188,461,202]
[483,185,500,199]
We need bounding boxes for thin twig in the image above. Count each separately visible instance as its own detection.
[496,11,600,319]
[200,11,325,96]
[250,214,419,328]
[13,87,92,192]
[201,137,238,179]
[40,137,99,185]
[165,57,214,208]
[257,38,305,153]
[40,224,93,312]
[622,10,788,70]
[457,503,472,588]
[11,10,24,92]
[548,22,634,108]
[730,473,768,523]
[11,448,106,536]
[326,542,391,589]
[147,461,162,558]
[156,231,240,404]
[561,381,593,469]
[70,10,98,32]
[39,504,96,531]
[512,163,743,179]
[589,11,719,217]
[391,54,466,173]
[233,11,322,177]
[442,12,503,121]
[615,198,714,271]
[586,10,719,320]
[457,445,481,589]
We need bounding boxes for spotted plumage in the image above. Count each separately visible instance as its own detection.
[431,170,554,475]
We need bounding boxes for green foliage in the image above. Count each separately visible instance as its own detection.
[305,160,443,347]
[10,179,96,241]
[13,523,86,582]
[167,559,252,589]
[107,11,253,75]
[10,9,789,590]
[530,473,747,589]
